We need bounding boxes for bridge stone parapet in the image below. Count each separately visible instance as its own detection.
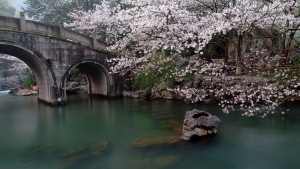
[0,13,106,50]
[0,14,128,105]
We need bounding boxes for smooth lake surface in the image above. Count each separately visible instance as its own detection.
[0,95,300,169]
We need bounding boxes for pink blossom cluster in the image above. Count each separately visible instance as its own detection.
[70,0,298,55]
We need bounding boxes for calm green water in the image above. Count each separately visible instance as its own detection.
[0,95,300,169]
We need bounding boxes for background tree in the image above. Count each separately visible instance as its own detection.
[0,0,16,17]
[23,0,103,24]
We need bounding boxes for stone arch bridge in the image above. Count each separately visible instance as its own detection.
[0,13,128,105]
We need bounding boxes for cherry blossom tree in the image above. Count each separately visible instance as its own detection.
[70,0,300,116]
[70,0,298,68]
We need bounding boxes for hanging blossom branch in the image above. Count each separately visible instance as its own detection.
[171,58,300,117]
[107,54,177,75]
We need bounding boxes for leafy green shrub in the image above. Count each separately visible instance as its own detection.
[22,77,32,89]
[158,63,177,86]
[133,71,156,90]
[291,55,300,65]
[183,72,196,82]
[133,62,179,90]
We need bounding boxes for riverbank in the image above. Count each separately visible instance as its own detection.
[13,89,37,96]
[124,75,300,101]
[123,74,300,117]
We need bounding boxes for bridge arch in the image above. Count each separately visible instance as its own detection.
[0,15,126,105]
[0,41,58,104]
[61,59,115,101]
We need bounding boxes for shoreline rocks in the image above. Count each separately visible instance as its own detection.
[122,75,300,107]
[13,89,37,96]
[66,82,87,94]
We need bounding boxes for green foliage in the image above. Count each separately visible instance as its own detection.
[133,71,156,90]
[22,77,32,89]
[291,55,300,80]
[157,63,177,86]
[20,69,35,88]
[67,68,81,81]
[244,70,253,76]
[0,0,16,17]
[164,50,172,57]
[183,72,196,83]
[291,55,300,65]
[133,62,178,90]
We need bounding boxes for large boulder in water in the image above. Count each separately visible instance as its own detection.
[182,109,221,141]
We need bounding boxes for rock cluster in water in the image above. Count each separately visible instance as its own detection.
[182,109,221,141]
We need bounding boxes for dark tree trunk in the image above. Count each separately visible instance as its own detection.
[225,40,229,64]
[284,24,300,62]
[236,34,243,75]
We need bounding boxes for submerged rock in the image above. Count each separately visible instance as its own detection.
[182,109,221,141]
[132,135,181,148]
[132,120,183,148]
[62,141,108,161]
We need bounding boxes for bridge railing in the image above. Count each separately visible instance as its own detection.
[0,16,20,31]
[0,13,107,51]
